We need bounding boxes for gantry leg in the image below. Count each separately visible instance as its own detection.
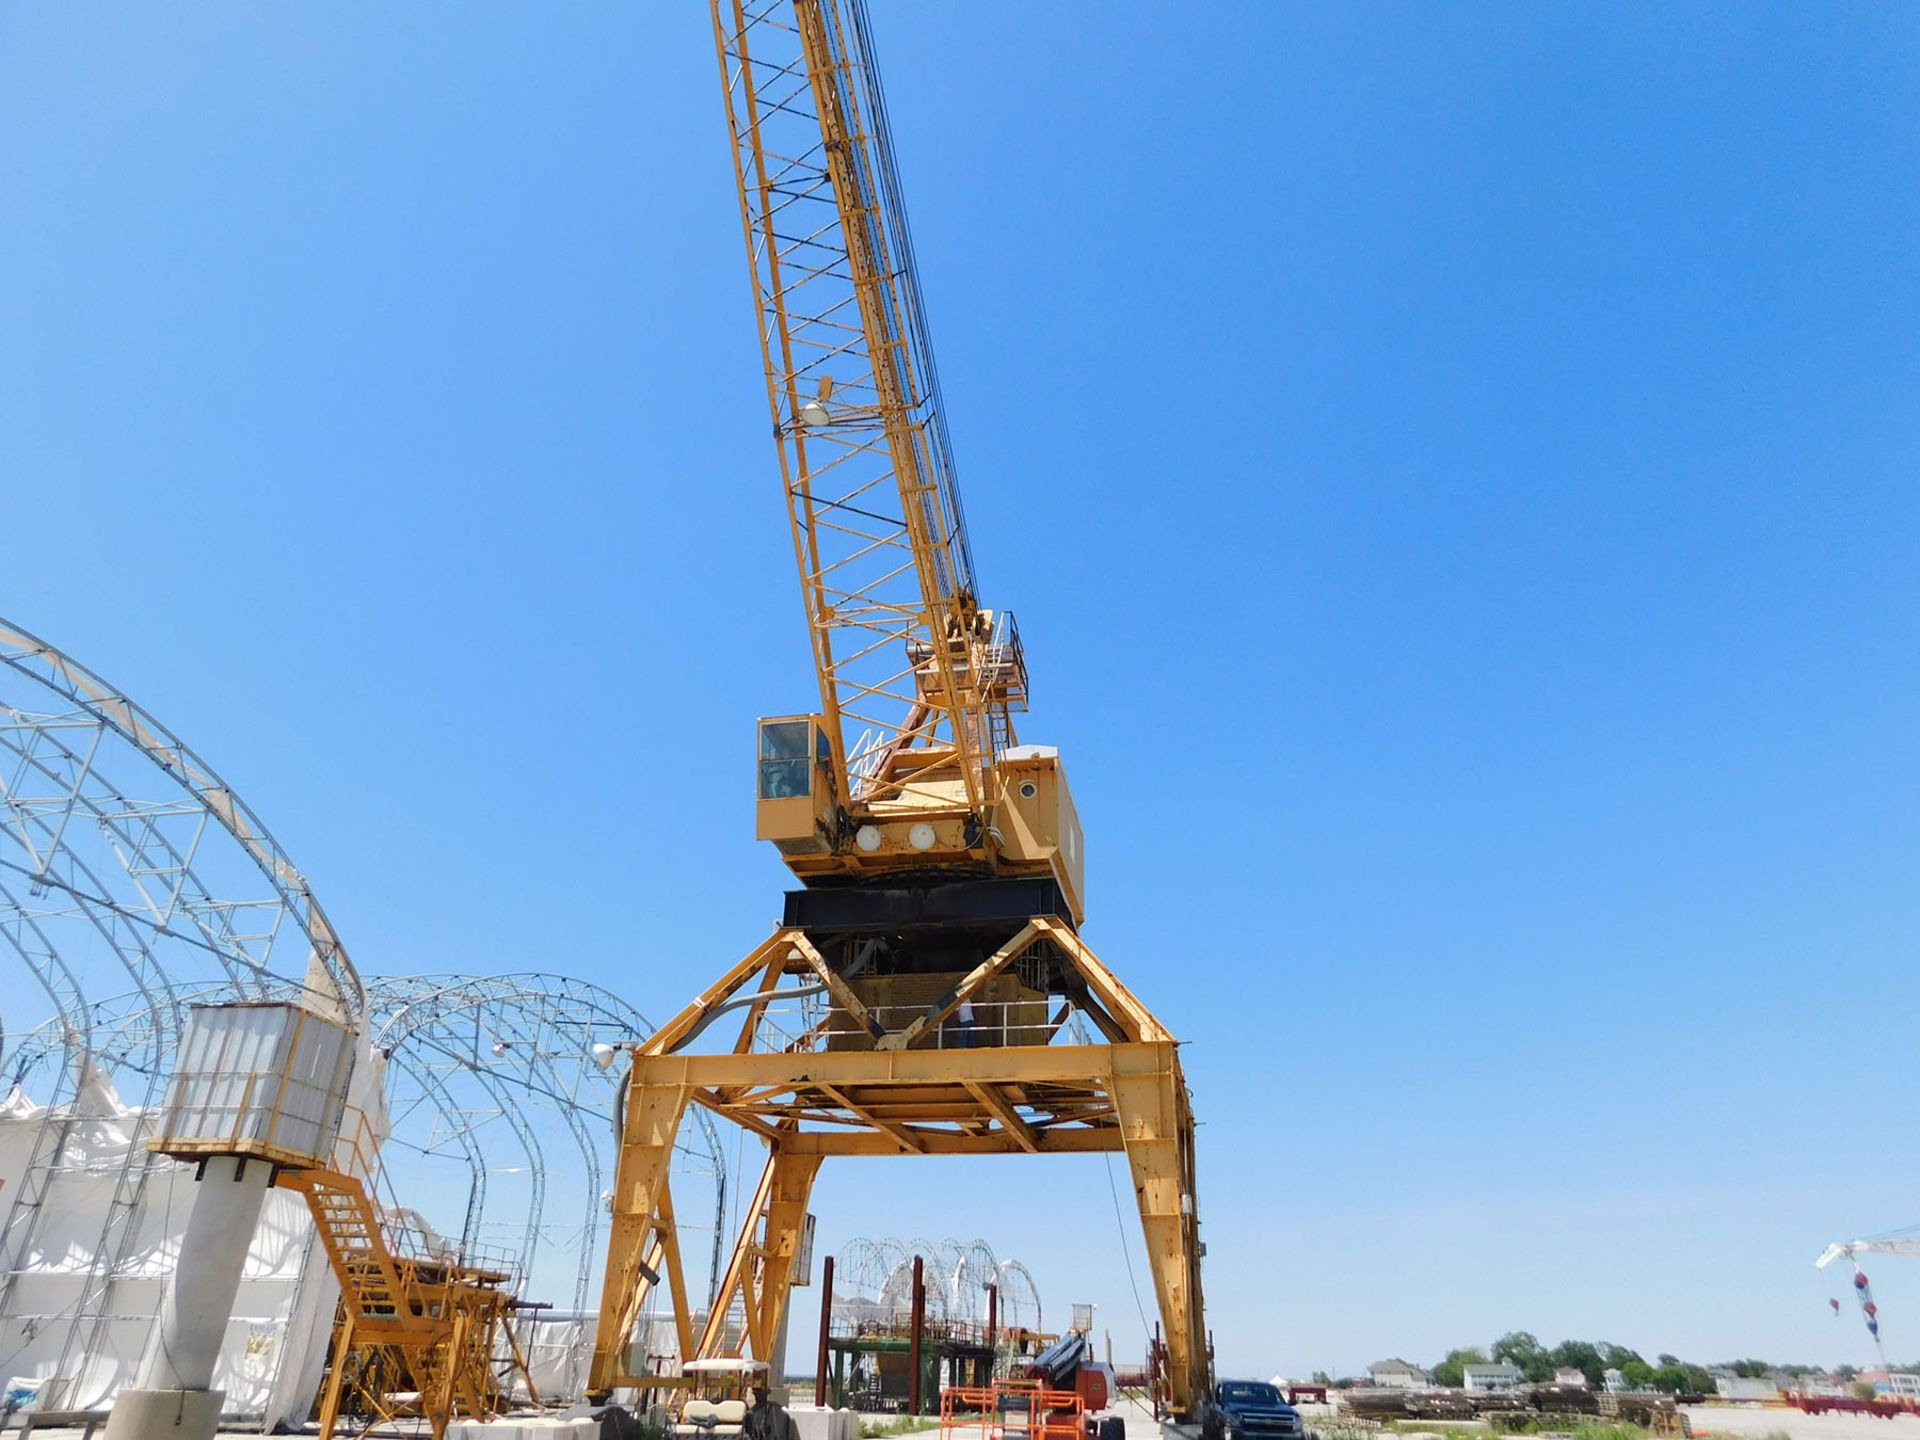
[696,1151,775,1360]
[695,1144,823,1361]
[654,1176,697,1361]
[589,1062,694,1395]
[1110,1041,1207,1418]
[752,1147,822,1358]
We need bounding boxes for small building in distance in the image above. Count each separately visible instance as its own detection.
[1463,1362,1523,1393]
[1859,1371,1920,1401]
[1554,1368,1590,1389]
[1368,1359,1430,1389]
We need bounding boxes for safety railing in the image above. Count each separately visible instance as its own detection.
[317,1103,448,1273]
[857,1001,1059,1050]
[753,992,1088,1055]
[941,1385,1000,1440]
[997,1381,1083,1440]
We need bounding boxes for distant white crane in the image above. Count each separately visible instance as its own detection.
[1817,1239,1920,1269]
[1817,1238,1902,1350]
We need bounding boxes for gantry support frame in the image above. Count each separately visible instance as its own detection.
[591,919,1209,1418]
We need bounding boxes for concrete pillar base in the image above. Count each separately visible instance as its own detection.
[104,1386,225,1439]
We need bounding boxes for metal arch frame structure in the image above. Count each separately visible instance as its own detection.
[994,1259,1042,1337]
[590,919,1209,1417]
[837,1236,1043,1336]
[0,618,361,1024]
[366,973,730,1323]
[0,615,366,1410]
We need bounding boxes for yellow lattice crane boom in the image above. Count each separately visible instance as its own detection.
[721,0,1080,918]
[592,0,1212,1421]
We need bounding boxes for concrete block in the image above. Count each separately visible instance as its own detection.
[790,1403,859,1440]
[104,1387,226,1440]
[448,1419,605,1439]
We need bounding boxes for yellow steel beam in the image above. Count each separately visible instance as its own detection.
[962,1079,1040,1153]
[1110,1041,1205,1416]
[815,1081,928,1153]
[642,1042,1120,1089]
[694,1151,778,1361]
[653,1176,697,1360]
[314,1310,354,1439]
[700,1089,787,1143]
[1035,918,1172,1044]
[737,1122,1122,1158]
[751,1149,823,1356]
[789,932,885,1043]
[645,930,804,1057]
[731,952,789,1054]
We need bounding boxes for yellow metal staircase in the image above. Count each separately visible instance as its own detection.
[284,1169,413,1324]
[275,1156,522,1439]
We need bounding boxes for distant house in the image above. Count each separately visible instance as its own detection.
[1861,1371,1920,1400]
[1368,1359,1430,1389]
[1602,1369,1628,1394]
[1463,1363,1523,1393]
[1712,1375,1779,1401]
[1553,1368,1589,1389]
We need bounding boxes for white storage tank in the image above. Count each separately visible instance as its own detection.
[153,1002,354,1168]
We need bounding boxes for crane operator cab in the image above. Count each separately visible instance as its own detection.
[755,716,836,856]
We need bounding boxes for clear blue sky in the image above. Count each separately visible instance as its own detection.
[5,2,1918,1382]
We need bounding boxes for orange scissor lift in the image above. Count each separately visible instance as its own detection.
[942,1380,1085,1440]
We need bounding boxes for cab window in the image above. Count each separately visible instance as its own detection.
[758,720,813,800]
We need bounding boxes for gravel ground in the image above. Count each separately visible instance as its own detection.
[1685,1407,1920,1440]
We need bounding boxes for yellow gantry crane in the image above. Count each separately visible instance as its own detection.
[592,0,1211,1418]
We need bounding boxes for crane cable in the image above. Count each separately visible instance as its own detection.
[1102,1149,1152,1339]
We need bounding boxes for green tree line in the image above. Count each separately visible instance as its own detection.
[1426,1332,1834,1394]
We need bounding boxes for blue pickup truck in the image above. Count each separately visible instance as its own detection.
[1213,1381,1306,1440]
